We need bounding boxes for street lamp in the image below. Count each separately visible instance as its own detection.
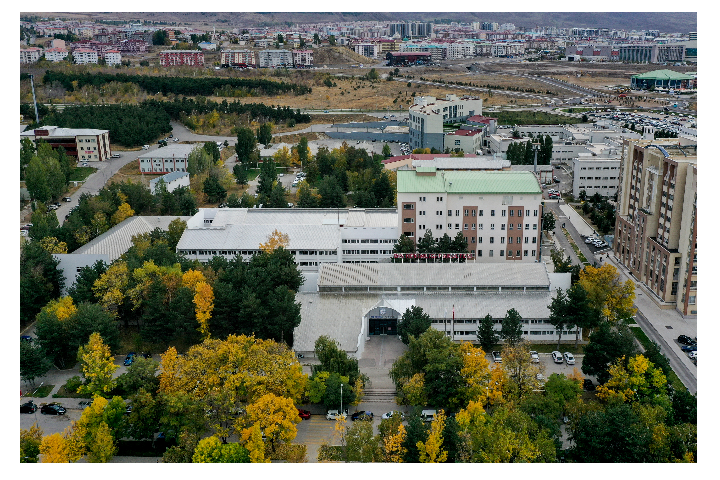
[340,383,343,416]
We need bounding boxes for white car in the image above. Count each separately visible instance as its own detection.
[688,351,697,359]
[142,145,150,150]
[381,411,405,420]
[551,351,564,363]
[563,352,576,365]
[530,351,540,363]
[492,351,502,363]
[110,153,121,158]
[326,410,347,420]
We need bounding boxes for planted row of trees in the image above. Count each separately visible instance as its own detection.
[42,70,312,97]
[578,190,616,235]
[505,134,553,165]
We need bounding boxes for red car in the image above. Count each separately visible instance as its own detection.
[298,409,311,420]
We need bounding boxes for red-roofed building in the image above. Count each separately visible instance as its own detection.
[383,153,479,171]
[444,128,484,154]
[466,115,498,134]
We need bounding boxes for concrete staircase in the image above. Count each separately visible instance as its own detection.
[361,388,397,403]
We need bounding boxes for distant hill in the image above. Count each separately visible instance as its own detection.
[26,12,697,33]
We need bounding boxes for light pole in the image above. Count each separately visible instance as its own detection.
[340,383,343,415]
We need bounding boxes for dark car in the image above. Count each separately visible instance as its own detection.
[41,403,66,415]
[351,411,373,421]
[21,335,33,342]
[21,401,37,413]
[583,379,595,391]
[677,335,695,346]
[681,344,697,352]
[298,409,311,420]
[123,352,137,366]
[140,352,152,359]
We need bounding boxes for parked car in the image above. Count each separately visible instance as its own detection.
[677,335,695,346]
[681,344,697,352]
[492,351,502,363]
[326,410,347,420]
[351,411,373,421]
[297,409,311,420]
[62,197,72,202]
[21,335,33,342]
[140,352,152,359]
[551,351,564,363]
[123,352,137,366]
[142,145,149,150]
[564,352,576,365]
[21,401,37,413]
[688,351,697,359]
[583,379,595,391]
[41,403,66,415]
[110,153,121,158]
[530,350,540,363]
[421,409,436,422]
[381,411,405,420]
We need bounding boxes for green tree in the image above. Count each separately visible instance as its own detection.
[451,231,468,254]
[256,158,277,201]
[581,322,638,384]
[20,240,64,326]
[21,339,52,386]
[235,127,257,165]
[77,332,118,396]
[203,141,221,163]
[318,175,346,208]
[20,137,35,180]
[397,306,432,345]
[203,173,227,203]
[382,143,392,157]
[257,123,273,147]
[343,418,383,462]
[232,163,248,185]
[267,183,288,208]
[114,357,160,397]
[328,35,336,46]
[547,288,569,350]
[542,212,556,231]
[187,145,213,176]
[392,234,415,256]
[476,314,498,353]
[565,283,601,348]
[500,308,523,347]
[297,136,309,167]
[416,229,436,254]
[192,436,250,463]
[20,423,43,463]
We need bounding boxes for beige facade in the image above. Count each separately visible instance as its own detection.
[613,139,697,316]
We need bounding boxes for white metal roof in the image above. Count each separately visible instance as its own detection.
[137,143,196,159]
[177,223,341,250]
[20,126,108,137]
[317,262,549,288]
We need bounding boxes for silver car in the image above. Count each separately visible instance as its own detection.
[551,351,564,363]
[563,352,576,365]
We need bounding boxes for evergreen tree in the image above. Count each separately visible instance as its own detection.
[476,314,498,352]
[500,308,523,347]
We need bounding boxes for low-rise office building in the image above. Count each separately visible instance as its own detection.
[176,208,399,272]
[137,143,196,174]
[21,126,111,162]
[444,128,484,154]
[149,171,190,194]
[292,49,314,67]
[293,262,575,353]
[409,94,483,151]
[572,146,622,198]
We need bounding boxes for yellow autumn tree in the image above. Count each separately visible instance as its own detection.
[273,145,292,167]
[259,229,290,253]
[246,424,269,463]
[111,201,135,226]
[40,236,68,254]
[44,296,78,321]
[92,261,129,315]
[76,332,118,396]
[401,373,427,406]
[237,393,301,453]
[459,341,492,406]
[383,423,407,462]
[350,377,365,407]
[158,346,182,394]
[417,409,448,463]
[40,433,71,463]
[127,260,183,310]
[578,264,637,323]
[194,281,214,339]
[596,354,667,404]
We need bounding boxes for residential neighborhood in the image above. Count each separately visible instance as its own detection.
[20,11,698,465]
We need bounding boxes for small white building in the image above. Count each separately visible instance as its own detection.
[292,49,314,67]
[149,171,191,194]
[20,47,43,63]
[73,48,98,64]
[572,146,622,198]
[138,143,196,174]
[443,128,484,154]
[104,50,121,66]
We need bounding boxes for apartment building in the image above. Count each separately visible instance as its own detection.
[292,49,314,67]
[20,126,111,162]
[397,169,543,262]
[20,47,43,63]
[572,149,622,198]
[613,139,697,316]
[220,49,256,67]
[353,42,380,58]
[159,50,204,67]
[258,49,292,68]
[73,48,99,64]
[104,50,121,66]
[44,47,68,62]
[409,94,483,151]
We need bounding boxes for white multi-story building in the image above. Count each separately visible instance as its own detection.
[20,47,43,63]
[396,169,544,262]
[446,42,475,59]
[491,42,526,57]
[572,145,622,198]
[443,128,484,154]
[44,47,68,62]
[104,50,121,66]
[409,94,483,151]
[353,42,380,58]
[258,49,292,68]
[137,143,196,174]
[73,48,98,64]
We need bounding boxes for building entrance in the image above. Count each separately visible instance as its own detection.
[367,306,401,335]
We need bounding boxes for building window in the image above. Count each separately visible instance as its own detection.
[533,210,538,216]
[500,250,504,256]
[532,237,537,244]
[455,210,460,216]
[489,250,493,257]
[478,237,482,243]
[524,237,529,243]
[478,250,482,257]
[516,250,521,257]
[490,224,495,230]
[448,210,452,216]
[491,210,495,216]
[517,237,521,243]
[502,209,506,217]
[501,224,506,230]
[464,209,469,216]
[448,223,452,230]
[403,218,414,223]
[478,224,483,230]
[403,204,414,209]
[533,224,537,230]
[471,237,476,244]
[508,224,513,230]
[472,209,476,217]
[500,237,505,244]
[455,224,460,229]
[526,210,530,216]
[479,210,483,216]
[464,224,468,230]
[524,250,528,257]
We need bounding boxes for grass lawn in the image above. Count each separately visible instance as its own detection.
[68,166,96,182]
[24,384,54,398]
[53,380,92,399]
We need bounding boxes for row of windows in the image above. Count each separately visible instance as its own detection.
[437,330,577,336]
[476,249,536,257]
[342,239,397,244]
[578,177,618,180]
[141,168,186,173]
[417,223,538,232]
[414,199,541,218]
[342,250,394,255]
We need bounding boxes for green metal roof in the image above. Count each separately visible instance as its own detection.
[631,69,694,80]
[397,170,542,194]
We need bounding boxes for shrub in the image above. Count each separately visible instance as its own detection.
[65,375,83,393]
